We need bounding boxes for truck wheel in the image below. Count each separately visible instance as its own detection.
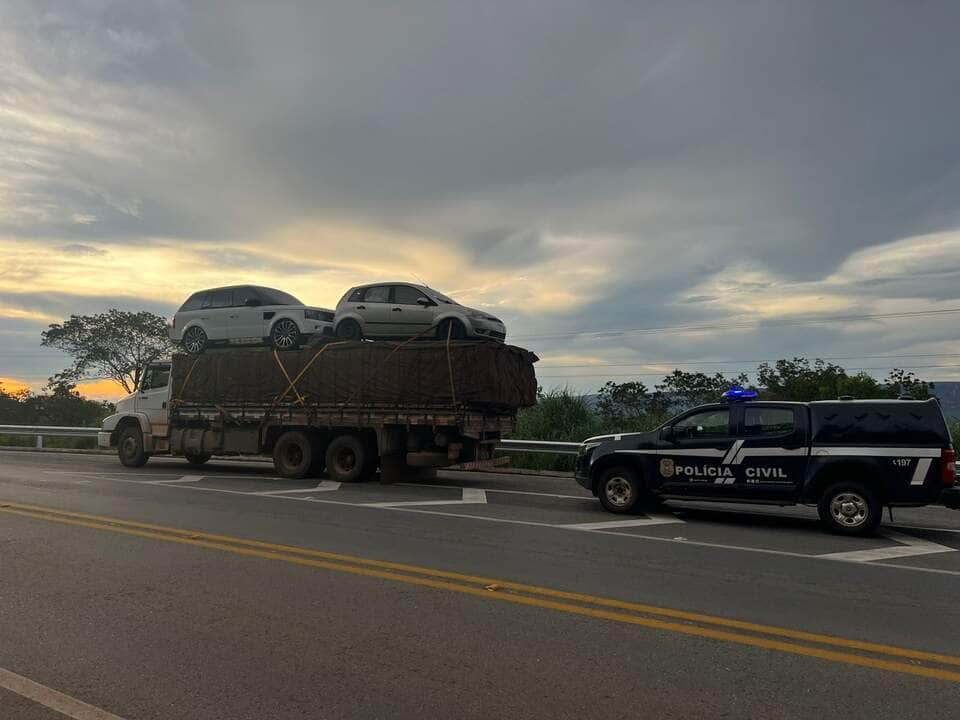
[597,465,642,514]
[118,426,149,468]
[325,435,368,483]
[184,452,211,467]
[271,319,301,350]
[182,326,207,354]
[273,431,314,479]
[818,481,882,536]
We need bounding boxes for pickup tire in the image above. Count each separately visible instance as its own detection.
[273,430,314,479]
[818,481,882,536]
[325,434,369,483]
[597,465,642,514]
[118,426,149,468]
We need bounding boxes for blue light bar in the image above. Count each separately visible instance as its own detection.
[721,385,758,401]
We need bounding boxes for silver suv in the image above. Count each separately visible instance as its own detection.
[170,285,335,353]
[333,283,506,342]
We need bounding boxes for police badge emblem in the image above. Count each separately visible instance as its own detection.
[659,458,675,478]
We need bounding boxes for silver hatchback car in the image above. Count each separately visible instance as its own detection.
[333,283,506,342]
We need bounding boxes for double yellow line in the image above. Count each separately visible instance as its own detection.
[3,500,959,683]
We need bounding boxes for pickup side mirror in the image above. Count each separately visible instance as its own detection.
[660,426,675,443]
[244,298,262,307]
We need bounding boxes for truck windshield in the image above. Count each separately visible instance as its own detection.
[258,288,302,306]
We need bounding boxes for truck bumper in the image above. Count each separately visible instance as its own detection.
[942,486,960,510]
[97,431,113,449]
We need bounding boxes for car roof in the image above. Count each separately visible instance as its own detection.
[351,281,430,290]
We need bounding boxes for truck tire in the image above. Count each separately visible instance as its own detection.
[118,425,149,468]
[597,465,642,514]
[818,481,882,536]
[184,452,211,467]
[273,431,314,479]
[325,435,369,483]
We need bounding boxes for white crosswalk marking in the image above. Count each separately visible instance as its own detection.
[817,530,956,563]
[364,487,488,508]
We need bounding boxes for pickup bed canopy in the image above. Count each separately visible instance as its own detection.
[170,339,538,411]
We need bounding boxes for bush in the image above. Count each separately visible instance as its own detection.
[510,389,601,471]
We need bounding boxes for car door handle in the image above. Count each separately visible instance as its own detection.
[356,305,366,310]
[392,307,402,312]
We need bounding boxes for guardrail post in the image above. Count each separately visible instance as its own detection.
[35,434,43,449]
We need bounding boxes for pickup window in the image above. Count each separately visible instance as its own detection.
[744,407,796,437]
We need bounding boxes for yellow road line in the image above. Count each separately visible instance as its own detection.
[3,501,960,683]
[4,501,958,668]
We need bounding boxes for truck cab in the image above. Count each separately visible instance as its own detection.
[98,361,184,466]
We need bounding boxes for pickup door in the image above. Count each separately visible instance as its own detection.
[731,404,809,501]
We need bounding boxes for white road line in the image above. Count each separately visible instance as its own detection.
[889,524,960,534]
[0,666,127,720]
[254,481,342,495]
[46,473,960,578]
[560,515,685,530]
[147,475,204,484]
[365,487,487,508]
[816,530,956,563]
[397,482,589,500]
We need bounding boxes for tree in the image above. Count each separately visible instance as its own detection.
[756,358,931,401]
[41,310,175,393]
[650,370,749,415]
[596,380,650,429]
[883,368,930,399]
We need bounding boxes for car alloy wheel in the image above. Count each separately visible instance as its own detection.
[272,319,300,349]
[182,326,207,354]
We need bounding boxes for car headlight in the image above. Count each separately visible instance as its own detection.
[304,309,334,322]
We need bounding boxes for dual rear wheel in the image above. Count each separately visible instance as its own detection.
[272,431,374,482]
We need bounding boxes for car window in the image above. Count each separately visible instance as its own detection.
[673,409,730,439]
[427,288,458,305]
[744,407,796,437]
[363,286,391,303]
[343,288,364,303]
[257,287,302,305]
[179,292,206,312]
[141,366,170,391]
[393,285,429,305]
[203,289,233,309]
[234,286,262,307]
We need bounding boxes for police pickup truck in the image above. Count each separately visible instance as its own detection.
[576,388,960,535]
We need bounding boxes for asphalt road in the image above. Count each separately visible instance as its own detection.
[2,449,959,719]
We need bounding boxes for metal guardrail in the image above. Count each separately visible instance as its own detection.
[0,424,99,449]
[496,439,580,455]
[0,424,581,455]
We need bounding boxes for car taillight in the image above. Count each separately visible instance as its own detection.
[942,448,956,487]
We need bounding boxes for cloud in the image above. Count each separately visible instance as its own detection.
[3,1,960,391]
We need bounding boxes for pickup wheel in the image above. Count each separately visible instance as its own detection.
[597,465,642,514]
[273,431,314,479]
[325,435,369,483]
[818,481,882,536]
[118,426,149,468]
[184,452,211,467]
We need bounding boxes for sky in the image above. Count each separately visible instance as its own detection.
[3,0,960,400]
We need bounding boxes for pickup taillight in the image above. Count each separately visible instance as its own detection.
[942,448,956,487]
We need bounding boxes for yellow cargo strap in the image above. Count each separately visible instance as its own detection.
[272,341,353,407]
